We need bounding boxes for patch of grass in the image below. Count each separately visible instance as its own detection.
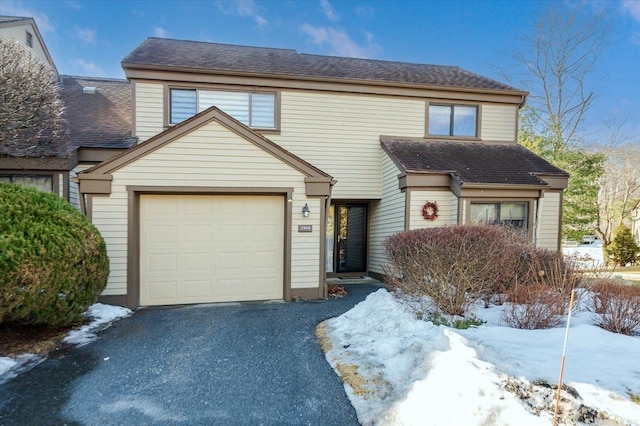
[425,312,485,329]
[335,363,370,395]
[315,321,333,353]
[629,391,640,404]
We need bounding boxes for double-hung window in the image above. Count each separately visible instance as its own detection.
[428,104,477,137]
[170,88,276,129]
[469,202,528,229]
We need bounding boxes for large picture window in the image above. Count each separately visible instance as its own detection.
[170,88,276,129]
[0,175,53,192]
[428,104,477,137]
[470,202,528,229]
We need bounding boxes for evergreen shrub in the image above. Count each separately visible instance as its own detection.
[0,183,109,327]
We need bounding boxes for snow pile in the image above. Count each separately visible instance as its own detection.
[1,303,132,384]
[563,241,605,269]
[321,289,640,425]
[63,303,132,346]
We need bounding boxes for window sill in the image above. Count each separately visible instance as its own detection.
[424,135,482,142]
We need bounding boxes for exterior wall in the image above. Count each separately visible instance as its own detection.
[0,23,52,69]
[92,120,322,297]
[268,91,425,199]
[535,191,561,250]
[408,190,458,229]
[69,164,93,209]
[480,104,518,142]
[632,208,640,245]
[133,82,164,142]
[368,153,406,274]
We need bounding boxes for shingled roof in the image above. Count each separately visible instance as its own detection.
[0,16,31,24]
[382,137,568,186]
[60,76,137,150]
[122,38,522,93]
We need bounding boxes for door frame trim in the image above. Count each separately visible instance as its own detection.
[327,201,369,277]
[127,186,293,308]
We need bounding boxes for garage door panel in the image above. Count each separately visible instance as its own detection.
[184,252,213,273]
[147,253,178,273]
[140,194,283,306]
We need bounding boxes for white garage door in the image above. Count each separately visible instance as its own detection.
[140,194,284,306]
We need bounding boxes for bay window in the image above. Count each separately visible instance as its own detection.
[0,175,53,192]
[470,202,528,229]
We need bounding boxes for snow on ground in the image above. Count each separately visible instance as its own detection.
[321,289,640,425]
[0,303,132,385]
[563,241,605,269]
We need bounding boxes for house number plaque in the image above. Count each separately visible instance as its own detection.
[298,225,313,232]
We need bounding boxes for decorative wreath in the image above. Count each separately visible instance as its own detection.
[422,201,439,221]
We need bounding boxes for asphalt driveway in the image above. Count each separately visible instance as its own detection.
[0,283,382,425]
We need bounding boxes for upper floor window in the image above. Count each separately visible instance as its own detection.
[469,202,528,229]
[170,88,276,129]
[26,31,33,48]
[428,104,477,137]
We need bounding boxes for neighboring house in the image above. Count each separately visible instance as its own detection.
[0,16,135,206]
[77,38,569,308]
[0,15,57,73]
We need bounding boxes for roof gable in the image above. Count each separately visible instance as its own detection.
[83,106,332,180]
[0,15,57,73]
[122,38,523,94]
[381,137,568,187]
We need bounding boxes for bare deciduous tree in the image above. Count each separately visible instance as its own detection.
[507,7,610,151]
[0,38,68,158]
[595,143,640,252]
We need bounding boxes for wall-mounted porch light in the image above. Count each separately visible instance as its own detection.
[302,203,310,218]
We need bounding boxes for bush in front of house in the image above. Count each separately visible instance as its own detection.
[606,224,639,266]
[589,280,640,335]
[0,183,109,327]
[501,283,565,329]
[383,225,529,316]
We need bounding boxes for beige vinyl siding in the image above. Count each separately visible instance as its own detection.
[368,153,406,274]
[0,24,51,68]
[134,82,164,142]
[536,191,561,250]
[481,104,517,142]
[409,190,458,229]
[270,91,425,199]
[92,120,321,296]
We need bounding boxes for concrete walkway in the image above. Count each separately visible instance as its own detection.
[0,283,382,425]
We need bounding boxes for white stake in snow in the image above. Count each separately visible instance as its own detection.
[553,289,576,426]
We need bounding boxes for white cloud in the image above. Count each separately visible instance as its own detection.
[65,1,82,10]
[300,24,381,58]
[153,26,168,38]
[75,59,105,76]
[73,26,96,43]
[1,0,55,33]
[217,0,266,27]
[320,0,339,22]
[622,0,640,22]
[354,4,375,19]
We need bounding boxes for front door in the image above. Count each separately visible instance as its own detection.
[326,203,367,274]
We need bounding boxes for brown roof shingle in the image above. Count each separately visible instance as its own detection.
[60,75,136,150]
[382,137,568,186]
[122,38,522,93]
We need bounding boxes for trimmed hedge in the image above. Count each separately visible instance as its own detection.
[0,183,109,327]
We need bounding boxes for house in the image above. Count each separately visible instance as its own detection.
[76,38,569,308]
[0,16,135,205]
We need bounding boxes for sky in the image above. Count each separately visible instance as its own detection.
[2,0,639,141]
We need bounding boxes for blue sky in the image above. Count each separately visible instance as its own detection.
[3,0,640,140]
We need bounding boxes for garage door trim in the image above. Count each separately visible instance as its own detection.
[126,185,294,308]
